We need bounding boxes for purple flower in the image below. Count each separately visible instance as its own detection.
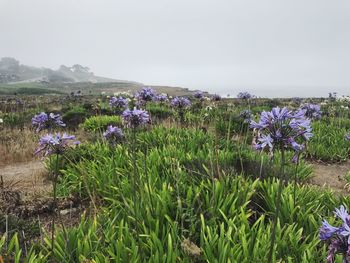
[250,107,313,160]
[211,94,222,101]
[193,91,204,100]
[240,110,252,123]
[320,205,350,262]
[122,108,150,128]
[345,134,350,141]
[32,112,66,132]
[170,97,191,109]
[300,103,322,120]
[256,134,273,151]
[103,125,124,145]
[135,87,156,104]
[156,94,168,102]
[335,205,349,223]
[237,91,253,100]
[109,97,128,112]
[320,220,340,240]
[35,133,80,156]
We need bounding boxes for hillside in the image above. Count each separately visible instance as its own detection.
[0,57,137,84]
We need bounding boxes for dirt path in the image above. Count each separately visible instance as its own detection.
[0,160,51,197]
[309,161,350,195]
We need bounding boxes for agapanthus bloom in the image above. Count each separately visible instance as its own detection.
[319,205,350,263]
[109,96,128,112]
[345,134,350,141]
[301,103,322,120]
[122,108,150,128]
[103,125,124,145]
[237,91,253,100]
[32,112,66,132]
[193,91,204,100]
[250,107,313,161]
[156,94,168,102]
[170,97,191,109]
[35,133,80,156]
[292,97,302,104]
[211,94,222,101]
[240,109,252,123]
[135,87,156,103]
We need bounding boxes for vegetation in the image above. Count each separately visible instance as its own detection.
[1,91,350,262]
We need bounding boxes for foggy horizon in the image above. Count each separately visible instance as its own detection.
[1,0,350,97]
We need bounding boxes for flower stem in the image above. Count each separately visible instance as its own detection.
[268,148,285,262]
[293,159,300,209]
[132,129,138,218]
[51,153,59,256]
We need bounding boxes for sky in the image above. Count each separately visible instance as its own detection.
[1,0,350,97]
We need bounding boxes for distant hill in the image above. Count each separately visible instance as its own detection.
[0,57,139,84]
[0,57,208,96]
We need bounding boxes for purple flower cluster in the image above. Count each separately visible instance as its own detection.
[320,205,350,263]
[156,94,168,102]
[300,103,322,120]
[240,109,252,123]
[122,108,150,128]
[193,91,204,100]
[211,94,222,101]
[170,97,191,109]
[103,125,124,145]
[135,87,156,103]
[109,97,128,112]
[250,107,313,161]
[35,133,80,156]
[32,112,66,132]
[237,92,253,100]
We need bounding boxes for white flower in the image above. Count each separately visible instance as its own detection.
[0,118,3,124]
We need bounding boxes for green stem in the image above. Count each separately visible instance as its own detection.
[268,148,285,262]
[51,153,60,256]
[144,146,154,215]
[132,129,138,217]
[293,159,300,209]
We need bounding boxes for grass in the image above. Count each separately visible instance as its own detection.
[0,95,350,262]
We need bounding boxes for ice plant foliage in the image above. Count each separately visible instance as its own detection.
[122,108,150,128]
[103,125,124,145]
[250,107,313,161]
[301,103,322,120]
[170,97,191,109]
[320,205,350,263]
[35,133,80,156]
[32,112,66,132]
[109,96,128,112]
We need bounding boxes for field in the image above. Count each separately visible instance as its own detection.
[1,90,350,262]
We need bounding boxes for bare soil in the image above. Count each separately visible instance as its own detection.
[0,160,51,197]
[309,161,350,195]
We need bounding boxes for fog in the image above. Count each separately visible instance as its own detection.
[1,0,350,97]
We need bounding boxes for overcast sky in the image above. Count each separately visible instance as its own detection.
[1,0,350,97]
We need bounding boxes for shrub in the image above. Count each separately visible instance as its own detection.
[81,115,122,133]
[62,106,89,129]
